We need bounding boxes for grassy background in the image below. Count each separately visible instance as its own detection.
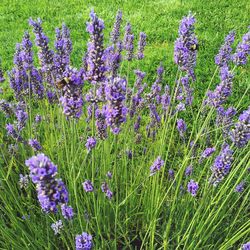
[0,0,250,106]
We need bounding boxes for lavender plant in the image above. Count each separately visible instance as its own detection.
[0,10,249,250]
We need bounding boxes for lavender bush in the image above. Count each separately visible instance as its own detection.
[0,10,249,250]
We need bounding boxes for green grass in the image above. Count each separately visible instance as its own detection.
[0,0,250,249]
[0,0,249,104]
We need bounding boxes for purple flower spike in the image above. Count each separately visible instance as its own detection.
[209,143,233,186]
[28,139,42,151]
[233,27,250,65]
[206,66,234,107]
[110,10,122,43]
[61,204,74,220]
[85,10,106,84]
[177,118,187,137]
[104,77,127,134]
[230,106,250,148]
[185,165,193,177]
[101,182,113,199]
[215,31,235,67]
[150,156,164,176]
[187,179,199,196]
[200,147,216,163]
[85,137,97,152]
[83,180,94,192]
[25,154,70,213]
[235,181,245,193]
[174,12,198,79]
[137,32,147,60]
[75,232,93,250]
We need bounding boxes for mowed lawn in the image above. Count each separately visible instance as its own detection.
[0,0,249,106]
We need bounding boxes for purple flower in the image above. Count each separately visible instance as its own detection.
[177,118,187,137]
[25,154,69,213]
[230,106,250,148]
[6,123,22,141]
[35,114,42,123]
[54,23,72,79]
[137,32,147,60]
[61,204,74,220]
[233,27,250,65]
[51,220,63,235]
[126,150,133,159]
[83,180,94,192]
[187,179,199,196]
[216,106,237,137]
[104,77,127,134]
[200,147,216,162]
[29,18,54,85]
[174,12,198,79]
[242,242,250,250]
[28,139,42,151]
[215,31,235,66]
[95,109,108,140]
[21,31,34,70]
[150,156,164,176]
[75,232,93,250]
[209,143,233,186]
[110,10,122,44]
[85,10,106,84]
[0,100,13,118]
[235,181,245,193]
[104,41,123,77]
[101,182,113,199]
[185,166,193,177]
[85,137,96,152]
[124,23,134,61]
[206,66,234,107]
[16,108,28,131]
[59,70,84,119]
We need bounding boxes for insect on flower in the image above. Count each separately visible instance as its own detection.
[56,77,71,89]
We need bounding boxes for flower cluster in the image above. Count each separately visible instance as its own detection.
[215,31,235,67]
[59,70,84,119]
[25,154,71,214]
[75,232,93,250]
[85,10,106,84]
[187,179,199,196]
[206,66,234,107]
[101,182,113,199]
[177,118,187,137]
[150,156,165,176]
[104,77,127,134]
[85,137,97,152]
[209,144,234,186]
[232,27,250,65]
[216,106,236,137]
[28,138,42,151]
[29,18,54,85]
[110,10,122,44]
[230,106,250,148]
[83,180,94,192]
[174,12,198,79]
